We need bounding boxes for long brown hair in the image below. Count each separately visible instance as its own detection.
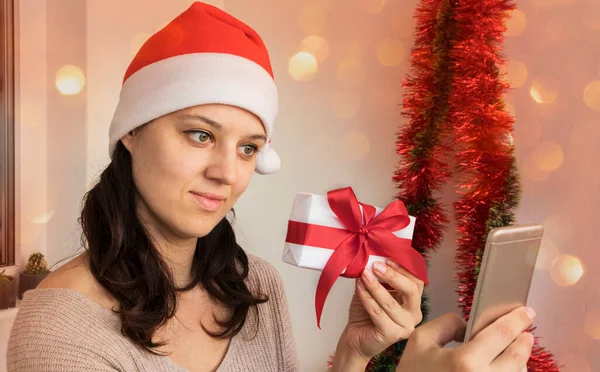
[78,140,268,354]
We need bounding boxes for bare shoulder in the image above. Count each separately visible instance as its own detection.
[37,252,116,310]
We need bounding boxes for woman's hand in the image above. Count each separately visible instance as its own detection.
[332,260,424,370]
[396,306,535,372]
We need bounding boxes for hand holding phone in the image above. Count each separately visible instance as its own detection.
[463,224,543,343]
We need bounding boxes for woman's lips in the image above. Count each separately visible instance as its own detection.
[190,192,225,212]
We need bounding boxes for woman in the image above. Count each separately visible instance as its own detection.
[7,2,534,371]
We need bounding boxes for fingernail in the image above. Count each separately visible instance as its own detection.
[373,262,387,275]
[363,268,375,283]
[357,279,366,291]
[525,307,536,319]
[387,259,399,269]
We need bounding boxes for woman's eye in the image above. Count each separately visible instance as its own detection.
[242,145,257,155]
[189,131,212,143]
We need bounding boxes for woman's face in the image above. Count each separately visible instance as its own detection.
[121,104,266,240]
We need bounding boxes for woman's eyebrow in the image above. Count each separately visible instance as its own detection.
[178,114,223,130]
[179,113,267,142]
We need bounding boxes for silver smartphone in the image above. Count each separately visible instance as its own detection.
[463,224,544,343]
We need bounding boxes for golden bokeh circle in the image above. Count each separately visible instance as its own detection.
[584,308,600,340]
[300,35,330,63]
[533,141,564,172]
[55,65,86,96]
[288,52,318,82]
[376,38,405,67]
[530,77,560,104]
[583,81,600,111]
[550,254,584,286]
[521,154,550,181]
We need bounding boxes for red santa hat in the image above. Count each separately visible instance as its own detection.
[109,1,280,174]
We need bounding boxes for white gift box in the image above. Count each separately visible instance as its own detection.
[282,192,416,274]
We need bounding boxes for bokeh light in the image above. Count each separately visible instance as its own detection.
[298,6,326,35]
[55,65,86,96]
[130,32,151,56]
[376,38,405,67]
[337,58,366,87]
[530,77,560,104]
[504,60,528,88]
[584,308,600,340]
[299,35,330,63]
[583,80,600,111]
[340,131,371,161]
[331,90,362,119]
[32,210,55,224]
[521,154,550,181]
[550,254,584,286]
[288,52,318,82]
[358,0,386,14]
[505,9,527,37]
[533,141,564,172]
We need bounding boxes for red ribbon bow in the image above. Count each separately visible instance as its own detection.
[285,187,429,328]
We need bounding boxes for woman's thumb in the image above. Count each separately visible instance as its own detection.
[415,313,467,347]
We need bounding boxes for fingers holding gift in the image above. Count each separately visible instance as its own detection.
[359,267,418,338]
[386,259,425,296]
[371,261,424,325]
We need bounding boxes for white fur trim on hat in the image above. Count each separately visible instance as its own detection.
[256,143,281,175]
[109,52,280,174]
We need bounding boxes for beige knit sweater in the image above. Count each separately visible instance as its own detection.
[7,255,300,372]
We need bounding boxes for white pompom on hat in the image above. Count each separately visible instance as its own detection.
[108,1,281,174]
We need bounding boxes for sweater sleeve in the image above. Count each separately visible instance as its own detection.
[7,291,123,372]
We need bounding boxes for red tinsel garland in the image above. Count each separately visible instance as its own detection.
[448,0,560,370]
[393,0,451,259]
[330,0,562,370]
[449,0,517,321]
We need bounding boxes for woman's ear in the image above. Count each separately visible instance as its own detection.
[120,129,137,153]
